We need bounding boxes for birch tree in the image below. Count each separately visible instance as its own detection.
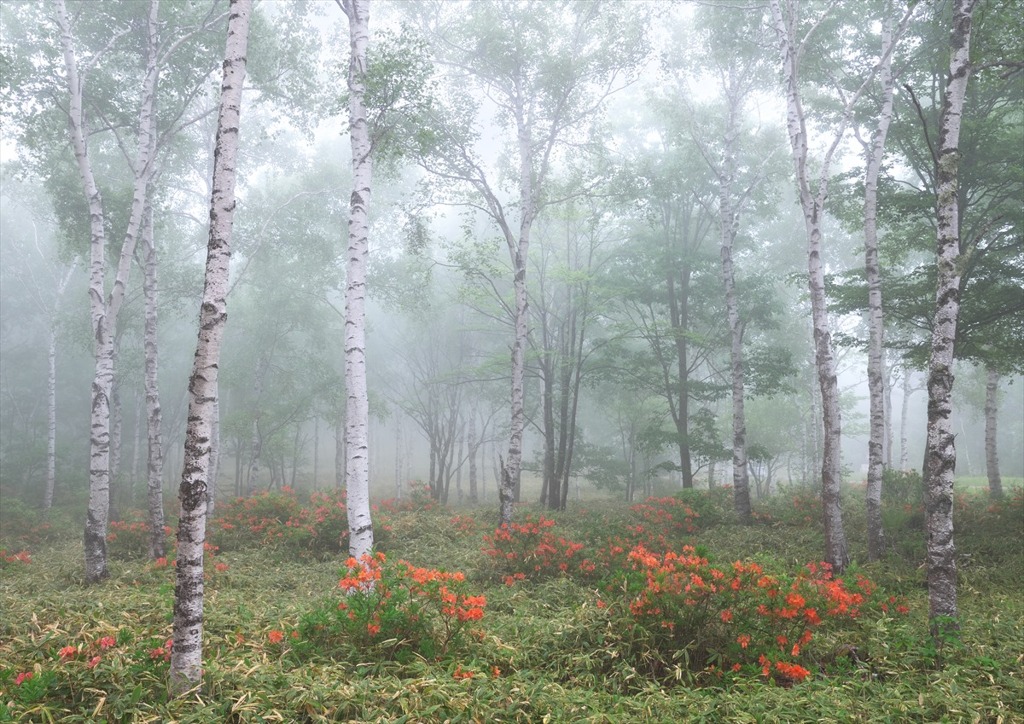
[54,0,161,582]
[416,0,648,524]
[923,0,977,640]
[169,0,251,695]
[338,0,374,559]
[140,201,166,559]
[767,0,910,571]
[859,12,903,562]
[983,366,1003,499]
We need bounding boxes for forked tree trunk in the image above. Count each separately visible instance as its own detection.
[769,0,849,571]
[341,0,374,559]
[141,203,166,559]
[169,0,250,695]
[863,17,899,562]
[56,0,161,583]
[923,0,976,640]
[984,367,1003,499]
[769,0,909,572]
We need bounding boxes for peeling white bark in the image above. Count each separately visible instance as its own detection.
[141,202,166,559]
[863,17,899,562]
[169,0,250,695]
[55,0,161,583]
[924,0,976,639]
[341,0,375,560]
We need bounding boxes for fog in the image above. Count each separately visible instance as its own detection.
[1,0,1021,521]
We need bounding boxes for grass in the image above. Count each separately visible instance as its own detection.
[1,484,1022,723]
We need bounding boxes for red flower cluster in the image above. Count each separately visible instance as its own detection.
[0,548,31,566]
[610,544,907,685]
[482,516,587,583]
[320,553,486,659]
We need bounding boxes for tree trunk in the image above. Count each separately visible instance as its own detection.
[467,413,478,504]
[335,410,345,489]
[863,17,898,562]
[984,367,1003,499]
[207,396,219,517]
[342,0,374,560]
[769,0,851,571]
[56,0,161,583]
[717,63,753,524]
[44,263,75,513]
[923,0,976,641]
[142,202,166,559]
[170,0,250,695]
[900,368,912,469]
[130,395,143,502]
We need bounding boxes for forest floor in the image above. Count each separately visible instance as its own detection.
[1,480,1021,723]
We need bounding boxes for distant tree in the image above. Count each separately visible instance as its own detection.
[413,0,649,524]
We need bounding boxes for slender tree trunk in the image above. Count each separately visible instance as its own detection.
[923,0,976,640]
[169,0,250,694]
[863,17,898,561]
[498,111,538,525]
[717,64,753,524]
[130,395,143,501]
[56,0,161,583]
[334,410,345,489]
[44,263,75,513]
[770,0,850,571]
[207,396,219,517]
[394,417,402,499]
[467,413,478,504]
[313,416,320,491]
[342,0,374,559]
[900,368,912,469]
[142,202,166,559]
[984,367,1003,499]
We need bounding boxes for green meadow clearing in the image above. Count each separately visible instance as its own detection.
[1,481,1021,723]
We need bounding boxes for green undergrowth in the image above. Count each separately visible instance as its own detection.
[0,486,1021,722]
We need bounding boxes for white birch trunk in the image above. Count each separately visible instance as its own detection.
[207,396,220,517]
[499,115,536,526]
[769,0,849,571]
[341,0,374,559]
[109,385,123,520]
[984,367,1003,499]
[924,0,976,638]
[899,367,911,470]
[717,63,753,525]
[44,263,75,513]
[169,0,250,694]
[56,0,161,582]
[141,202,166,559]
[863,18,898,562]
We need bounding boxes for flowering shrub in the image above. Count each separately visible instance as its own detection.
[0,548,31,568]
[106,518,173,560]
[298,553,485,662]
[209,488,305,551]
[629,496,701,538]
[482,516,587,584]
[380,480,438,513]
[209,488,391,556]
[603,545,907,685]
